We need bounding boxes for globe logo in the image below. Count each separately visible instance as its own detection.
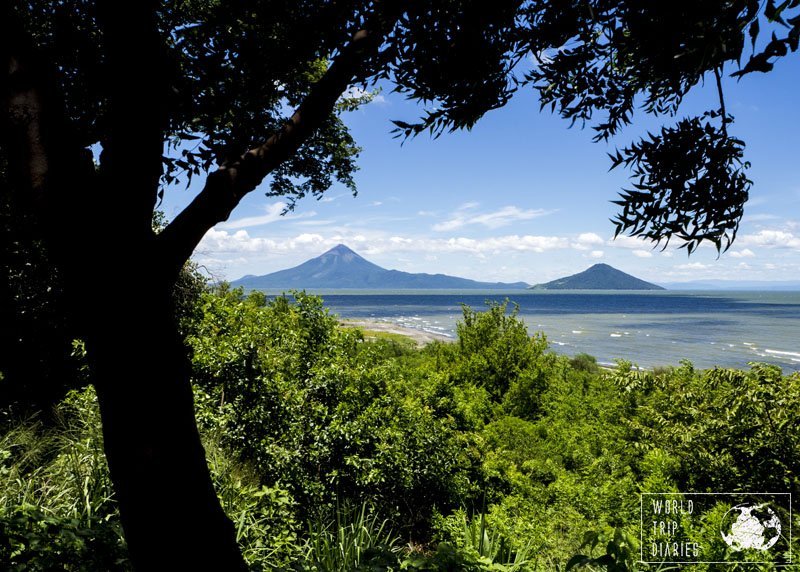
[720,503,781,551]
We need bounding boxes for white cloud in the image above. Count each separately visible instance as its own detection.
[433,204,554,231]
[294,233,324,244]
[578,232,604,245]
[729,248,755,258]
[738,230,800,250]
[198,229,325,253]
[218,202,316,230]
[589,250,604,259]
[608,235,660,250]
[198,229,575,260]
[427,236,567,254]
[632,249,653,258]
[316,192,352,203]
[572,232,605,250]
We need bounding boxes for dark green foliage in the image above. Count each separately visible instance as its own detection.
[3,289,799,569]
[566,529,638,572]
[612,360,800,495]
[0,506,129,572]
[0,188,76,409]
[452,301,550,401]
[569,353,600,373]
[189,289,481,535]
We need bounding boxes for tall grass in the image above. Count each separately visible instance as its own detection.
[303,502,401,570]
[461,513,534,571]
[0,388,115,525]
[0,388,128,570]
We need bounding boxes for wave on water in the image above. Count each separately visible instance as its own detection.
[763,349,800,359]
[322,291,800,372]
[392,316,456,338]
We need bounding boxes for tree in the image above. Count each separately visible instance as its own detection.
[2,0,797,568]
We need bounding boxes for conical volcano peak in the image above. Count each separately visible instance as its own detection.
[232,245,530,289]
[318,244,367,264]
[531,263,664,290]
[325,243,356,255]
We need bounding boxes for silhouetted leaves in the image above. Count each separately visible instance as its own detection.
[14,0,800,252]
[611,115,751,254]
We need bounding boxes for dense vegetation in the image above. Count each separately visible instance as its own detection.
[8,2,800,566]
[1,287,797,570]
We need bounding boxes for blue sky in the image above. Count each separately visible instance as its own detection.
[162,54,800,285]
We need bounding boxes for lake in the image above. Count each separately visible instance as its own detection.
[259,289,800,372]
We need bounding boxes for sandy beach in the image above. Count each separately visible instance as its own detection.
[338,319,454,346]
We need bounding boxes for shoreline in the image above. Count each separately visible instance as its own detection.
[339,319,643,370]
[338,319,454,346]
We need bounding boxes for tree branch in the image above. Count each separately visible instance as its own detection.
[156,4,402,278]
[714,65,728,137]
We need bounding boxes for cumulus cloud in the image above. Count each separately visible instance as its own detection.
[632,249,653,258]
[572,232,604,250]
[198,229,325,253]
[608,235,659,250]
[421,235,569,254]
[729,248,755,258]
[589,250,604,259]
[433,204,554,231]
[738,230,800,249]
[197,229,575,259]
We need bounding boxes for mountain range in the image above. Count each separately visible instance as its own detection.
[530,263,664,290]
[232,244,530,289]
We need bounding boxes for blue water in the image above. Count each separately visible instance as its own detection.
[262,290,800,372]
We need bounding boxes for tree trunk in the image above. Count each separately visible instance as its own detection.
[85,267,247,571]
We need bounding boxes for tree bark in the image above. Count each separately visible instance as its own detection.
[2,9,248,569]
[3,3,402,569]
[87,262,247,570]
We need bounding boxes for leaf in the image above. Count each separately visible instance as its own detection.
[749,18,760,50]
[566,555,591,570]
[581,530,600,549]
